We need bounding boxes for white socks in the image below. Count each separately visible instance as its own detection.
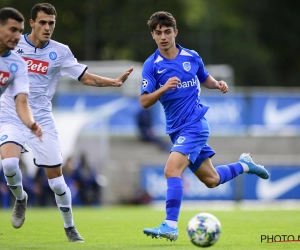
[2,158,25,200]
[165,220,177,229]
[240,162,249,172]
[48,176,74,228]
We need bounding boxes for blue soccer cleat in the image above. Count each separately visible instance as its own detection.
[239,153,270,179]
[143,222,178,241]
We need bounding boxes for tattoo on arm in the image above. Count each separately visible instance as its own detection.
[93,78,104,87]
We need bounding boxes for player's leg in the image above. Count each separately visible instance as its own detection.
[44,166,83,242]
[26,130,83,242]
[143,117,210,241]
[192,148,270,187]
[0,128,28,229]
[143,151,189,241]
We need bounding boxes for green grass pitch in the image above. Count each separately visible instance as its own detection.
[0,206,299,249]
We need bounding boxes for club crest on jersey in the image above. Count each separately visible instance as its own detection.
[0,135,8,141]
[0,71,10,86]
[49,51,57,60]
[23,57,49,75]
[142,79,148,88]
[10,63,18,73]
[177,136,185,144]
[183,62,191,71]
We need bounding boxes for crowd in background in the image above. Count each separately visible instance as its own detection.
[0,152,101,209]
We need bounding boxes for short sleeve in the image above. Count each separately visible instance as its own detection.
[190,50,209,83]
[196,56,209,83]
[9,60,29,97]
[60,46,87,80]
[141,60,156,95]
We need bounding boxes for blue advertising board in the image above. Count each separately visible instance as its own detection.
[250,94,300,134]
[141,166,300,201]
[53,92,300,135]
[140,166,236,201]
[243,167,300,200]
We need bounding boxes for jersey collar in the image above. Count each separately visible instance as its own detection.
[1,50,11,57]
[24,33,50,49]
[157,43,182,60]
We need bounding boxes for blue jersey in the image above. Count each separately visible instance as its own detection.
[141,44,210,134]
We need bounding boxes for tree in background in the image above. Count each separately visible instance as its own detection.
[3,0,299,87]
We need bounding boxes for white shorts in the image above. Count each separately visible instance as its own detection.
[0,125,63,168]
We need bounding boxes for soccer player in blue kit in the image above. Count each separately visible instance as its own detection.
[141,11,270,241]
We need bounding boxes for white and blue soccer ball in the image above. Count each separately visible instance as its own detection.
[187,212,221,247]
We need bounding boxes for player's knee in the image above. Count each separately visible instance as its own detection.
[164,163,185,178]
[202,176,220,188]
[48,175,67,195]
[164,167,179,178]
[2,157,19,176]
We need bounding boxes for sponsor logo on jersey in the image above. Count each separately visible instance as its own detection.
[49,51,57,60]
[142,79,148,88]
[183,62,191,71]
[10,63,18,73]
[158,78,197,89]
[0,135,8,141]
[23,57,49,75]
[0,71,10,86]
[16,48,24,54]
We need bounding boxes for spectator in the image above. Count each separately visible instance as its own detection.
[62,157,81,206]
[0,167,11,209]
[73,153,101,206]
[19,158,34,207]
[137,107,171,152]
[32,168,55,207]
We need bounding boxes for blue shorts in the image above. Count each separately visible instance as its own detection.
[169,116,215,173]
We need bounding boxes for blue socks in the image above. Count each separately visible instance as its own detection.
[164,163,243,223]
[216,162,244,184]
[165,177,183,222]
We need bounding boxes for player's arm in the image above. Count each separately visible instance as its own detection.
[202,75,228,94]
[79,67,134,87]
[15,93,42,140]
[140,76,180,108]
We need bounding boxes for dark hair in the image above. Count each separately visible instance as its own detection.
[31,3,57,21]
[0,7,24,25]
[147,11,177,32]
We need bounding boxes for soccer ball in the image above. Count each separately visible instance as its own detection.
[186,212,221,247]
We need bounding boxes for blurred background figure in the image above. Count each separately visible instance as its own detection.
[137,107,171,152]
[32,168,55,207]
[0,167,11,209]
[19,158,34,207]
[73,153,101,206]
[62,156,81,206]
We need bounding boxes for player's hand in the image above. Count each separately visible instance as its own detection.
[164,77,181,91]
[115,66,134,87]
[28,121,43,141]
[217,80,228,93]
